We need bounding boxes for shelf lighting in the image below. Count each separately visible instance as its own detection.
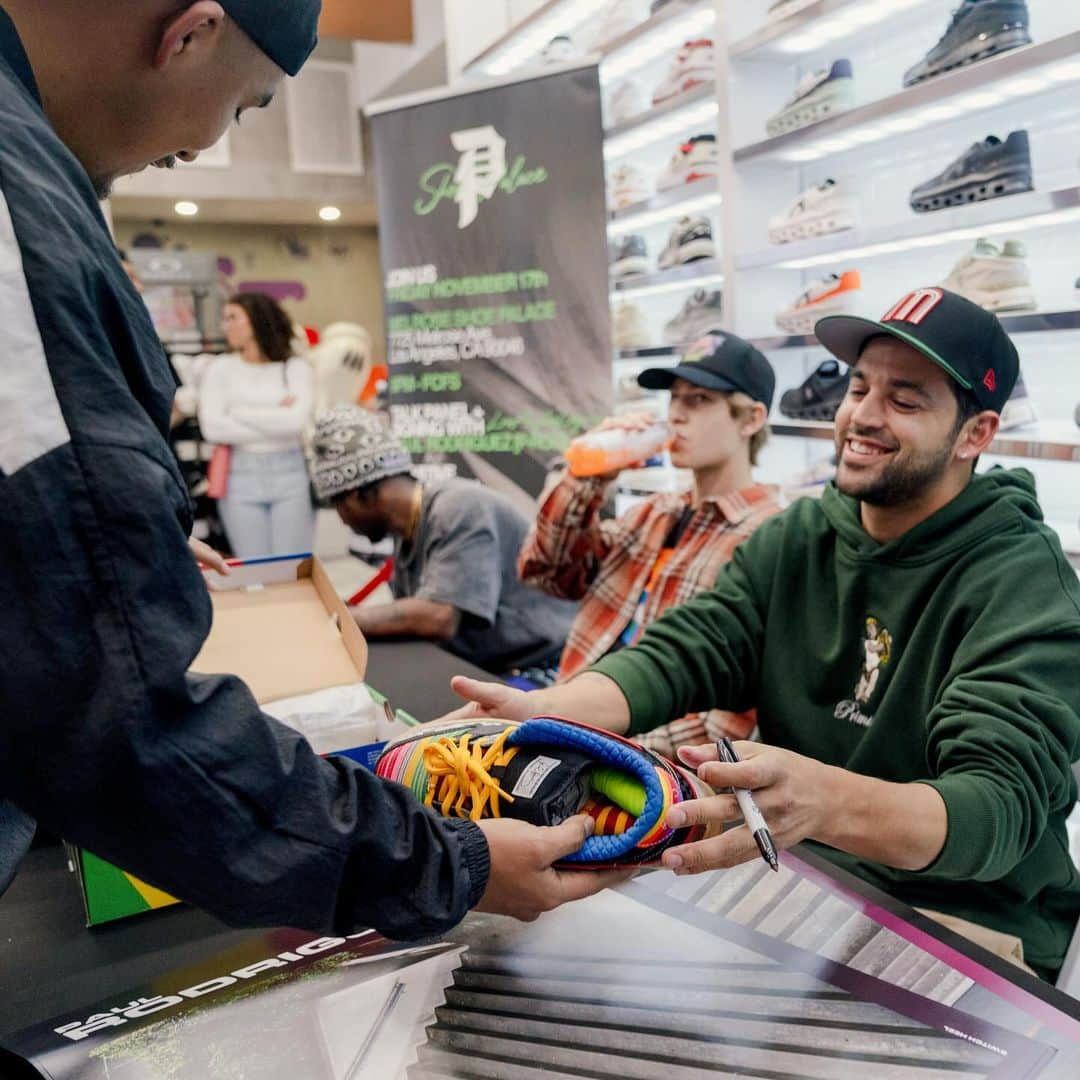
[611,271,724,302]
[601,3,716,85]
[771,206,1080,270]
[777,0,927,55]
[604,98,718,160]
[174,201,199,217]
[607,190,722,237]
[775,55,1080,163]
[478,0,610,76]
[319,206,343,222]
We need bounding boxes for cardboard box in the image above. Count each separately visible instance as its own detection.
[74,556,410,926]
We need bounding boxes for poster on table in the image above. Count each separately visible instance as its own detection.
[368,62,612,505]
[5,852,1080,1079]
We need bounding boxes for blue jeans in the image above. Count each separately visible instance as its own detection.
[219,448,315,559]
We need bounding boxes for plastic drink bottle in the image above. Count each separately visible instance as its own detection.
[564,422,672,478]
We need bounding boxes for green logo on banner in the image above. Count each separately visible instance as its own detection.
[414,124,548,229]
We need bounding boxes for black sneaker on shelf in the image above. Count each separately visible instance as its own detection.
[611,234,650,280]
[903,0,1031,87]
[779,359,851,421]
[657,216,716,270]
[909,130,1032,213]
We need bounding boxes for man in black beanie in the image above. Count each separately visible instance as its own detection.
[0,1,622,941]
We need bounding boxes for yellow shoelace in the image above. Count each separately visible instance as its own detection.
[422,729,519,822]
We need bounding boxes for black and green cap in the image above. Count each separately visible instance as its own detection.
[220,0,321,77]
[815,287,1019,413]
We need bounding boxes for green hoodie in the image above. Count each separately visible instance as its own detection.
[592,469,1080,978]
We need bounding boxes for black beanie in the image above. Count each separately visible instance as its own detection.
[220,0,321,77]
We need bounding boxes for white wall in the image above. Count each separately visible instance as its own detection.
[353,0,448,106]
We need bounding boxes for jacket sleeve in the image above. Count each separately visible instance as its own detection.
[517,470,627,601]
[589,533,770,734]
[1,438,490,939]
[230,358,315,438]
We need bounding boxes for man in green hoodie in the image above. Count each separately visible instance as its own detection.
[450,287,1080,980]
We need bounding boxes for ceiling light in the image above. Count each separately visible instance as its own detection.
[319,206,343,222]
[174,201,199,217]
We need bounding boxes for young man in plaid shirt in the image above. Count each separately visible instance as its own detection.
[518,333,783,758]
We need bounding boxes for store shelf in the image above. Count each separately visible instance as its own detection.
[772,418,1080,461]
[733,31,1080,166]
[748,309,1080,353]
[612,258,724,299]
[604,82,718,159]
[738,186,1080,271]
[617,345,681,361]
[601,1,716,84]
[730,0,935,62]
[608,177,722,235]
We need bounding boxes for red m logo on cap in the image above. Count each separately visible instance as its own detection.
[882,288,944,326]
[983,369,997,393]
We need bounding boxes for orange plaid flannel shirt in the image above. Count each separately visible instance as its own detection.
[518,472,783,758]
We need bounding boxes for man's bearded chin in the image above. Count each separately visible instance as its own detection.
[93,155,178,200]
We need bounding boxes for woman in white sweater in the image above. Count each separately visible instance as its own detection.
[199,293,315,558]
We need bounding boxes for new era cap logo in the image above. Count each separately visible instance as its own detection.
[983,369,997,393]
[882,288,944,326]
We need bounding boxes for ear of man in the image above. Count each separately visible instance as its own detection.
[955,411,999,463]
[153,1,226,71]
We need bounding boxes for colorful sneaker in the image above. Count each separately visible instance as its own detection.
[611,234,651,279]
[609,163,652,209]
[903,1,1031,88]
[657,215,716,270]
[909,131,1032,213]
[775,270,862,335]
[651,40,716,105]
[766,60,855,137]
[998,372,1038,430]
[768,178,859,245]
[375,717,717,867]
[940,237,1036,313]
[779,359,851,421]
[656,133,719,190]
[662,288,724,344]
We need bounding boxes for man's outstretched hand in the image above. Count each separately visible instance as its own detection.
[474,814,634,921]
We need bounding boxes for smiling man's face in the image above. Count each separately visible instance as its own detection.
[833,336,964,508]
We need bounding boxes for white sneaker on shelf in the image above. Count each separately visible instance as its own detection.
[613,300,652,349]
[766,60,855,137]
[656,134,719,191]
[999,373,1038,431]
[768,179,859,245]
[594,0,650,47]
[609,80,647,125]
[940,238,1037,313]
[651,39,716,105]
[609,163,652,209]
[662,288,724,344]
[611,234,651,280]
[657,216,716,270]
[775,270,862,335]
[541,35,579,65]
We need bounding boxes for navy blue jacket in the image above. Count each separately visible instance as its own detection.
[0,7,489,937]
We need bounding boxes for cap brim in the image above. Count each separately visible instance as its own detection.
[637,364,742,393]
[815,315,972,390]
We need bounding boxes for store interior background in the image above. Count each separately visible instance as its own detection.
[106,0,1080,570]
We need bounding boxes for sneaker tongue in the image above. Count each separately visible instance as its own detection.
[496,747,595,826]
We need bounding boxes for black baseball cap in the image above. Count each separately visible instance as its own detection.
[638,332,776,411]
[220,0,321,77]
[815,287,1019,413]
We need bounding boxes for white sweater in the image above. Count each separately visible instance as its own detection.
[198,354,314,453]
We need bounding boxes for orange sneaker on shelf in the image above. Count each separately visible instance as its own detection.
[775,270,862,336]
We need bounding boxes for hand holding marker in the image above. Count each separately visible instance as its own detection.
[716,738,779,873]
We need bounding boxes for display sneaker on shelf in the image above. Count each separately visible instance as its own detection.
[765,60,855,138]
[609,163,652,209]
[376,716,718,867]
[611,234,651,279]
[909,130,1032,212]
[609,80,647,126]
[999,372,1038,431]
[613,299,653,348]
[941,237,1037,313]
[541,34,580,65]
[779,359,851,421]
[767,0,820,21]
[651,39,716,105]
[767,178,859,245]
[595,0,651,47]
[903,0,1032,88]
[775,270,862,336]
[656,133,719,191]
[657,215,716,270]
[662,288,724,344]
